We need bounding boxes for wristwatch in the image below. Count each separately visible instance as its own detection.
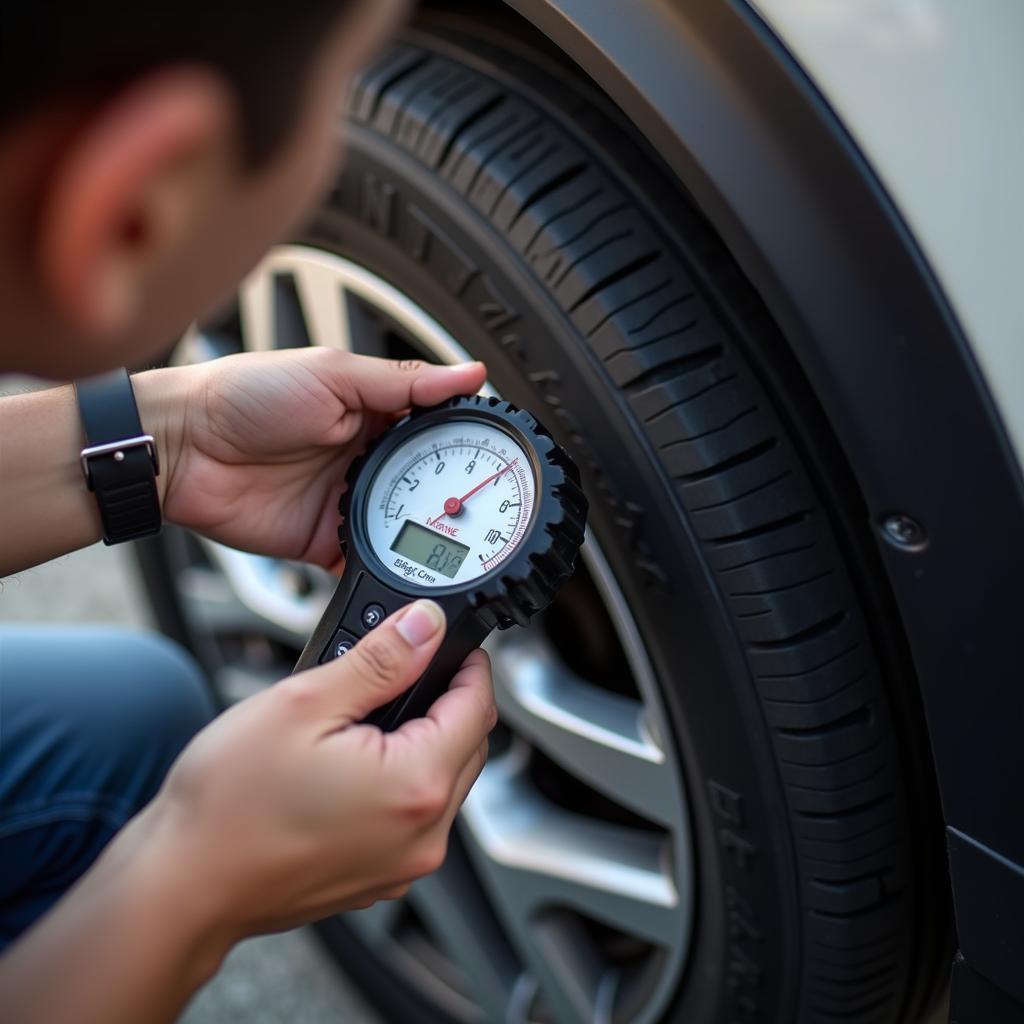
[75,368,162,545]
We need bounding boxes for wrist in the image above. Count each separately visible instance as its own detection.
[107,800,237,987]
[131,365,196,509]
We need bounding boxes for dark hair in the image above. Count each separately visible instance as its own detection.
[0,3,354,166]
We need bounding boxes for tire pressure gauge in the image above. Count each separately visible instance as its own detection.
[294,395,588,730]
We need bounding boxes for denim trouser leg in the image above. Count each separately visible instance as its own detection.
[0,627,214,951]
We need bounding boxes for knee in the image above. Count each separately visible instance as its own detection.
[75,631,216,807]
[37,628,216,774]
[0,626,217,830]
[107,631,215,749]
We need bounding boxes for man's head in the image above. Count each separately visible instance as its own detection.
[0,1,406,378]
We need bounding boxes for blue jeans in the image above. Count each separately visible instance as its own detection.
[0,627,214,952]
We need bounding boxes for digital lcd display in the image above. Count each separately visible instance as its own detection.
[390,521,470,579]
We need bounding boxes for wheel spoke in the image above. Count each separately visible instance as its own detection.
[526,915,619,1024]
[354,895,406,947]
[238,265,276,351]
[405,845,529,1024]
[460,750,676,1023]
[461,749,682,950]
[291,256,352,351]
[195,541,331,642]
[176,565,279,638]
[490,634,677,826]
[214,663,284,703]
[174,326,222,365]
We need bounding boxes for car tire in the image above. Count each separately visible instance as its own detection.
[139,13,951,1024]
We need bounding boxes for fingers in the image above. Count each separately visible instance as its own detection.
[286,600,447,727]
[335,352,487,412]
[389,647,497,777]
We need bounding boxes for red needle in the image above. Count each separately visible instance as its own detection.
[429,459,517,525]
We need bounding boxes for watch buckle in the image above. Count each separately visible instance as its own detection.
[80,434,159,491]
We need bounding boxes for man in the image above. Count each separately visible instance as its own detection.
[0,2,497,1021]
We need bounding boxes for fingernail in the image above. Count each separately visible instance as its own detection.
[396,600,445,647]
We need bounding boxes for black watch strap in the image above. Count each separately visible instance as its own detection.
[75,369,162,545]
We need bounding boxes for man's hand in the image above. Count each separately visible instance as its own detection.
[0,348,483,577]
[142,348,487,568]
[0,600,496,1024]
[145,598,495,934]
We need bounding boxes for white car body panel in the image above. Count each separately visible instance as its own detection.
[751,0,1024,471]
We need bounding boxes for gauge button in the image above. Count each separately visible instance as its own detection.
[320,628,359,664]
[361,603,386,630]
[341,575,403,638]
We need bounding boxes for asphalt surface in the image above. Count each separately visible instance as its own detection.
[1,542,381,1024]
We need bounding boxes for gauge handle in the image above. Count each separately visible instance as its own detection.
[363,606,491,730]
[293,554,493,732]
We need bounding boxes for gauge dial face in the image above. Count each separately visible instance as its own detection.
[364,419,537,589]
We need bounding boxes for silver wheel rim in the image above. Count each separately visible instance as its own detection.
[173,244,695,1023]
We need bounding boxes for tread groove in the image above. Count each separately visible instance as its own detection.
[807,840,899,867]
[715,542,817,574]
[585,278,672,340]
[605,319,704,363]
[690,469,792,512]
[799,818,898,847]
[786,760,886,794]
[532,202,629,262]
[750,611,849,651]
[621,347,724,394]
[368,54,430,121]
[778,703,871,738]
[707,509,809,545]
[413,80,481,153]
[484,141,560,216]
[444,109,519,179]
[522,187,603,253]
[758,642,861,681]
[765,669,870,707]
[730,568,834,599]
[507,163,588,232]
[433,95,506,168]
[553,229,634,288]
[628,291,696,335]
[675,436,774,478]
[658,406,758,448]
[796,794,893,823]
[464,121,545,198]
[783,735,882,771]
[602,318,699,362]
[567,251,662,313]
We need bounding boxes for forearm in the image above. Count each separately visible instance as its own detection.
[0,369,188,577]
[0,807,232,1024]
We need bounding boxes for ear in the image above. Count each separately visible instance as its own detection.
[36,67,234,338]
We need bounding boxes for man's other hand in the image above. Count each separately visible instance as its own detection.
[135,599,495,937]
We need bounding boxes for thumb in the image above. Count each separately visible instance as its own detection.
[296,600,447,726]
